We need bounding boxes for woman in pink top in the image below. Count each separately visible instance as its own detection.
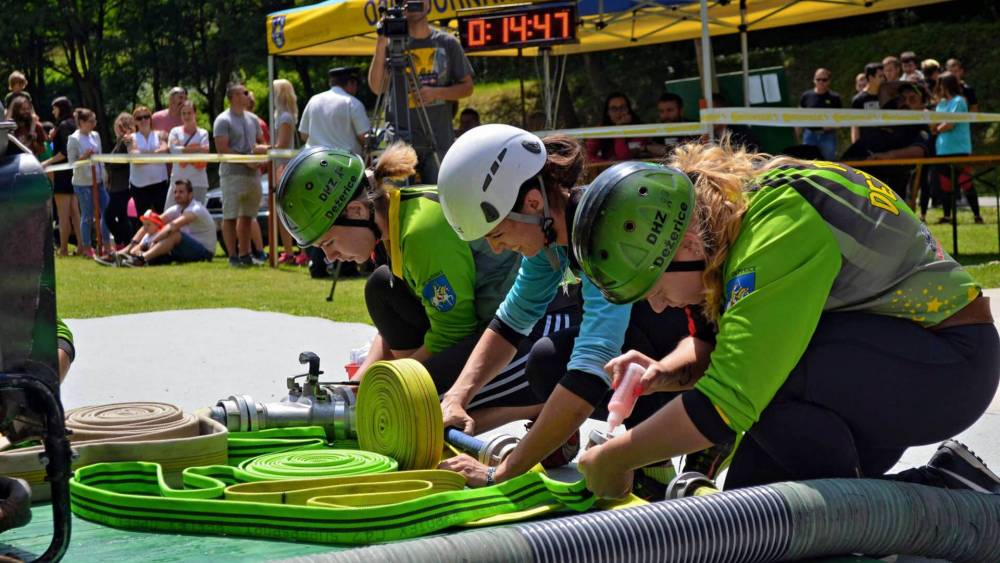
[585,92,649,163]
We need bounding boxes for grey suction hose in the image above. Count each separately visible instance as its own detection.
[283,479,1000,563]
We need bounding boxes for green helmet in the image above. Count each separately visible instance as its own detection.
[275,146,366,246]
[573,161,695,304]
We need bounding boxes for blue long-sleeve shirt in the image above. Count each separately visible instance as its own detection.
[494,245,631,398]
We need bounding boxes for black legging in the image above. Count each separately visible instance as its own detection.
[105,189,134,245]
[724,312,999,489]
[131,181,170,215]
[524,301,710,427]
[365,264,582,409]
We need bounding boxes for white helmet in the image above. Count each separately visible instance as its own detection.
[438,124,547,241]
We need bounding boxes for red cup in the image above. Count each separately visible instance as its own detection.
[345,362,360,380]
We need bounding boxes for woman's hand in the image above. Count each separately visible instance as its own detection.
[605,350,656,392]
[441,393,475,434]
[605,350,699,395]
[578,443,633,499]
[437,454,492,487]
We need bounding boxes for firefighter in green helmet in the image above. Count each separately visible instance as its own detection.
[574,139,1000,498]
[275,142,578,424]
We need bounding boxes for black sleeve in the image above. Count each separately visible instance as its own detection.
[798,91,809,108]
[557,369,610,407]
[488,316,527,348]
[682,389,735,443]
[908,126,933,156]
[964,86,977,106]
[832,92,843,108]
[53,125,68,155]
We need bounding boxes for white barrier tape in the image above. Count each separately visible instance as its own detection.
[700,107,1000,127]
[41,106,1000,174]
[43,149,300,174]
[537,122,710,139]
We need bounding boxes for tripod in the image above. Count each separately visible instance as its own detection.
[367,32,441,176]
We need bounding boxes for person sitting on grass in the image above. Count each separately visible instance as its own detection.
[99,179,215,267]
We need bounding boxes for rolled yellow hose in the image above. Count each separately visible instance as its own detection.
[238,449,397,480]
[356,359,443,470]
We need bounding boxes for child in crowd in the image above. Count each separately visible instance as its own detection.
[4,71,30,109]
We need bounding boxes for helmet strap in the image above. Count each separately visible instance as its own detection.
[333,200,382,240]
[665,260,706,272]
[505,175,561,270]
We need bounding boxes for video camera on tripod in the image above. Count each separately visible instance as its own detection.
[368,0,440,163]
[376,0,423,39]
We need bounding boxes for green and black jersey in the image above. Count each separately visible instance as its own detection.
[387,187,520,354]
[692,161,980,434]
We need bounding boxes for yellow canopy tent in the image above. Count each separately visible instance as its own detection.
[266,0,944,57]
[264,0,946,126]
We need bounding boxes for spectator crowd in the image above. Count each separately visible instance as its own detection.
[4,74,291,268]
[1,39,987,273]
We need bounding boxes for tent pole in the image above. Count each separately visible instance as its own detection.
[699,0,714,141]
[267,55,277,268]
[543,49,552,129]
[740,0,749,107]
[519,49,526,128]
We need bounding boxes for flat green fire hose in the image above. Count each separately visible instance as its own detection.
[69,360,642,545]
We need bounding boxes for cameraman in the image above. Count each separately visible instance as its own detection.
[368,0,474,183]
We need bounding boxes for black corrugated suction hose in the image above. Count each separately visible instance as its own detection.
[295,479,1000,563]
[0,476,32,532]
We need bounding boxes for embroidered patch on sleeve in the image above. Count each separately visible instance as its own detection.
[724,270,756,310]
[423,273,457,312]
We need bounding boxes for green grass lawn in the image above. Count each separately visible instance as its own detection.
[55,201,1000,321]
[925,204,1000,287]
[56,254,371,323]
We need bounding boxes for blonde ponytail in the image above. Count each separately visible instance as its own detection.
[667,137,805,323]
[667,136,800,322]
[371,142,418,196]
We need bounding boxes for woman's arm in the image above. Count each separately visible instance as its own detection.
[275,122,294,150]
[66,136,81,164]
[183,131,211,153]
[440,383,594,486]
[154,133,169,153]
[578,396,711,498]
[440,328,519,433]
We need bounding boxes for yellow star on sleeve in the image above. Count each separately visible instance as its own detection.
[926,298,943,313]
[968,286,980,302]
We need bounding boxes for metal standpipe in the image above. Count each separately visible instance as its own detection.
[210,389,358,442]
[209,354,359,442]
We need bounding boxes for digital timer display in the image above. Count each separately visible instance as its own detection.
[458,4,576,52]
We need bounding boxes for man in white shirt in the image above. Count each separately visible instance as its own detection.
[298,67,370,154]
[102,180,216,267]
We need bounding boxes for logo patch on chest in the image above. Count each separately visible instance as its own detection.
[724,270,756,310]
[423,274,457,312]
